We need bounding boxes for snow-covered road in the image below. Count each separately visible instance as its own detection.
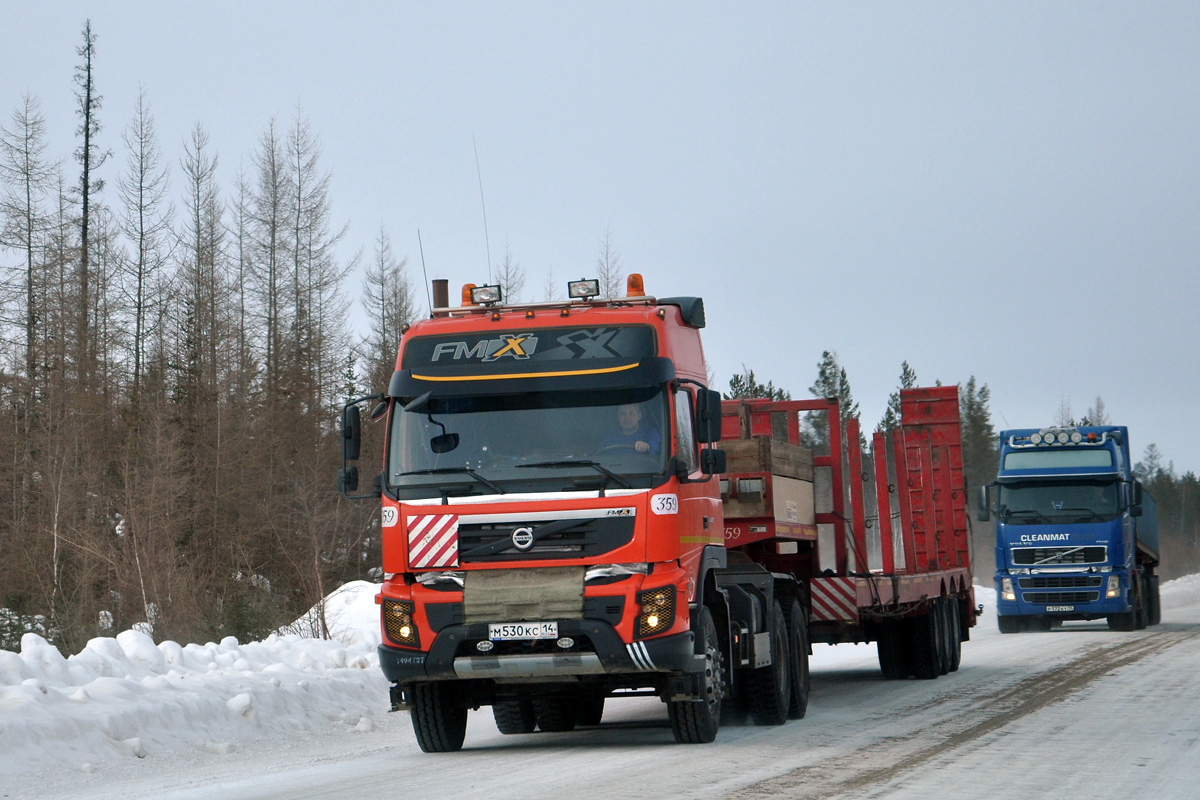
[7,578,1200,799]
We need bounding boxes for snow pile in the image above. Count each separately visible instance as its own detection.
[0,581,388,776]
[1160,572,1200,610]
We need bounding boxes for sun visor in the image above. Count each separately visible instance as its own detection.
[657,297,705,328]
[388,357,676,399]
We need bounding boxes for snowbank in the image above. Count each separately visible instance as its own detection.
[0,581,388,776]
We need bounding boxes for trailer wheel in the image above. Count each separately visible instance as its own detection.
[948,599,962,672]
[492,699,536,734]
[936,600,952,676]
[997,615,1023,634]
[877,620,907,679]
[533,697,577,732]
[784,599,810,719]
[911,607,941,679]
[410,681,468,753]
[1147,575,1161,626]
[749,600,790,725]
[668,606,723,744]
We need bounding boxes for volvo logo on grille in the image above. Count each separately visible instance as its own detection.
[511,526,535,550]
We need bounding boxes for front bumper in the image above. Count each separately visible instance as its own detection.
[379,618,699,685]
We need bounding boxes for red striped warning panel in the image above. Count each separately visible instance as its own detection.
[407,514,460,569]
[810,577,859,622]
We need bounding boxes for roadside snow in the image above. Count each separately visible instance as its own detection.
[1,575,1196,784]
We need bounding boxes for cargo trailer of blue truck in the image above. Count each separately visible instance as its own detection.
[977,425,1159,632]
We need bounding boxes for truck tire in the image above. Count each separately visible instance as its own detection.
[1148,575,1161,626]
[749,600,790,726]
[911,607,941,679]
[936,600,952,676]
[784,599,810,719]
[877,620,907,679]
[668,606,723,744]
[948,599,962,672]
[492,699,536,734]
[997,615,1023,634]
[576,692,605,727]
[1107,611,1135,631]
[411,681,468,753]
[1134,573,1148,630]
[533,697,577,732]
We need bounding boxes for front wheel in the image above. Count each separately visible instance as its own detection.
[410,682,467,753]
[997,615,1023,634]
[668,606,723,744]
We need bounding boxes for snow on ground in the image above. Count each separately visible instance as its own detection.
[1,575,1197,785]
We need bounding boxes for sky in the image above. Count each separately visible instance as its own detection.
[2,2,1198,473]
[4,577,1200,797]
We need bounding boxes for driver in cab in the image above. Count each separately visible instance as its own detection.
[604,403,661,454]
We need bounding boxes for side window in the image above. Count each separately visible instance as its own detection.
[674,388,697,473]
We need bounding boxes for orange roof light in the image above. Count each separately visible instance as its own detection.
[461,283,477,305]
[626,273,645,297]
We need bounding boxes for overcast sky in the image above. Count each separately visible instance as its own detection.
[3,2,1198,474]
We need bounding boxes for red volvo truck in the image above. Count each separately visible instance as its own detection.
[339,276,976,752]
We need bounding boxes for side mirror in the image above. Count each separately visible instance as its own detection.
[976,484,991,522]
[342,405,361,461]
[701,448,726,476]
[339,465,359,493]
[696,389,724,444]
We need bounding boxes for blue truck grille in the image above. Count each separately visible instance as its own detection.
[1022,591,1100,604]
[1011,546,1107,566]
[1018,576,1104,590]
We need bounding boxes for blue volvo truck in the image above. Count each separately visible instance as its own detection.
[978,425,1159,633]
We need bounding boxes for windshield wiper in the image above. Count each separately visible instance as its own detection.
[398,467,504,495]
[1033,546,1086,566]
[1053,507,1107,521]
[516,459,632,492]
[1002,509,1051,523]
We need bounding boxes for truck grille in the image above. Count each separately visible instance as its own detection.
[1022,591,1100,604]
[458,516,635,563]
[1018,576,1103,590]
[1012,546,1106,566]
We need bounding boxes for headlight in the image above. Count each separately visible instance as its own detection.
[636,585,676,638]
[1001,578,1016,601]
[1106,575,1121,598]
[382,599,420,647]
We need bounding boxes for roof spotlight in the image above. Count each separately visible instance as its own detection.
[568,278,600,300]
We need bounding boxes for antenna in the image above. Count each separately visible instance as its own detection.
[418,229,432,317]
[473,135,492,282]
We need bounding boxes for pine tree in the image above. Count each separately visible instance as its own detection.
[725,366,791,400]
[800,350,859,452]
[877,360,917,432]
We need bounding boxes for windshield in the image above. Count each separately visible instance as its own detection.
[997,480,1121,525]
[388,387,670,499]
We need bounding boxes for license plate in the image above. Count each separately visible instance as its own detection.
[488,621,558,641]
[1046,605,1074,612]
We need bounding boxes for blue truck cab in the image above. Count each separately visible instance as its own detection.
[978,426,1159,633]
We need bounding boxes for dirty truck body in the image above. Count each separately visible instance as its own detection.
[339,278,975,752]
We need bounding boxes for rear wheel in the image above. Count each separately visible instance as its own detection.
[911,608,941,679]
[1147,575,1161,626]
[876,619,906,679]
[492,699,536,734]
[936,600,951,676]
[784,599,810,719]
[532,697,577,732]
[749,600,790,725]
[668,606,723,744]
[411,682,467,753]
[947,599,962,672]
[1133,573,1148,630]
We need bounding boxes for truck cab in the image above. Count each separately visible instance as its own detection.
[980,426,1160,632]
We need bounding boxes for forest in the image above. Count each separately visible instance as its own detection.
[1,23,1195,654]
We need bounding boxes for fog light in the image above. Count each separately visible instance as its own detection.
[557,637,575,649]
[1106,575,1121,598]
[636,585,676,638]
[382,599,419,647]
[1001,578,1016,602]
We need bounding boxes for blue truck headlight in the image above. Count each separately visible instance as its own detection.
[1106,575,1121,598]
[1001,578,1016,602]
